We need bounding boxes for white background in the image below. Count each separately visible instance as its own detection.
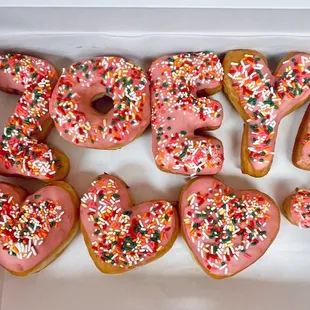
[0,8,309,310]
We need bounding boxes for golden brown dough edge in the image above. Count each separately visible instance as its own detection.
[292,105,310,170]
[223,50,310,177]
[178,176,280,279]
[80,175,179,274]
[6,181,80,277]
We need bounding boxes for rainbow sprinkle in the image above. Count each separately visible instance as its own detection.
[81,176,174,268]
[0,54,62,179]
[183,182,272,275]
[0,191,64,259]
[150,51,224,175]
[228,53,310,167]
[51,57,148,146]
[291,189,310,228]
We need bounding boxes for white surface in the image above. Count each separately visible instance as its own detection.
[0,34,309,310]
[1,0,310,9]
[1,8,310,34]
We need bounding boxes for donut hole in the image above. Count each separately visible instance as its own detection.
[91,93,114,115]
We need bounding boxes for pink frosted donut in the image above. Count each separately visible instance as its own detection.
[223,50,310,177]
[179,177,280,279]
[80,174,179,273]
[0,53,69,181]
[49,57,150,149]
[293,105,310,170]
[149,51,224,176]
[283,188,310,228]
[0,181,79,276]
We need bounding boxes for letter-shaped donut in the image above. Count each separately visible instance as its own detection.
[223,50,310,177]
[149,51,224,176]
[0,54,69,181]
[293,105,310,170]
[49,57,150,149]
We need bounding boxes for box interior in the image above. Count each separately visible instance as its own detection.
[0,32,309,310]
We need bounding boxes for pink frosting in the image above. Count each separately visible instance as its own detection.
[149,52,224,176]
[80,174,177,270]
[228,53,310,172]
[0,183,77,273]
[49,57,150,149]
[289,189,310,228]
[180,177,280,277]
[0,54,66,181]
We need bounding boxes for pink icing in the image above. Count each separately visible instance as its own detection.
[180,177,280,277]
[80,174,177,270]
[289,189,310,228]
[149,52,224,176]
[0,183,77,273]
[0,54,66,180]
[228,53,310,172]
[49,57,150,149]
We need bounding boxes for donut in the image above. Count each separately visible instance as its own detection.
[293,105,310,170]
[0,181,79,276]
[80,174,178,273]
[0,53,69,181]
[149,51,224,176]
[49,57,150,149]
[282,188,310,228]
[179,176,280,279]
[223,50,310,177]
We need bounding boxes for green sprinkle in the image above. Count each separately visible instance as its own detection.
[150,230,161,242]
[267,125,273,133]
[179,145,188,158]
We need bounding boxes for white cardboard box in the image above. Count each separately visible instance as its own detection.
[0,3,309,310]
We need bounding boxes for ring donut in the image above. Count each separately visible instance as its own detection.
[223,50,310,177]
[0,181,79,276]
[0,53,69,181]
[80,174,179,273]
[179,176,280,279]
[149,51,224,176]
[49,57,150,149]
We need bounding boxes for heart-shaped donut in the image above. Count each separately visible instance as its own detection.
[80,174,179,274]
[0,181,79,276]
[179,177,280,279]
[282,188,310,228]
